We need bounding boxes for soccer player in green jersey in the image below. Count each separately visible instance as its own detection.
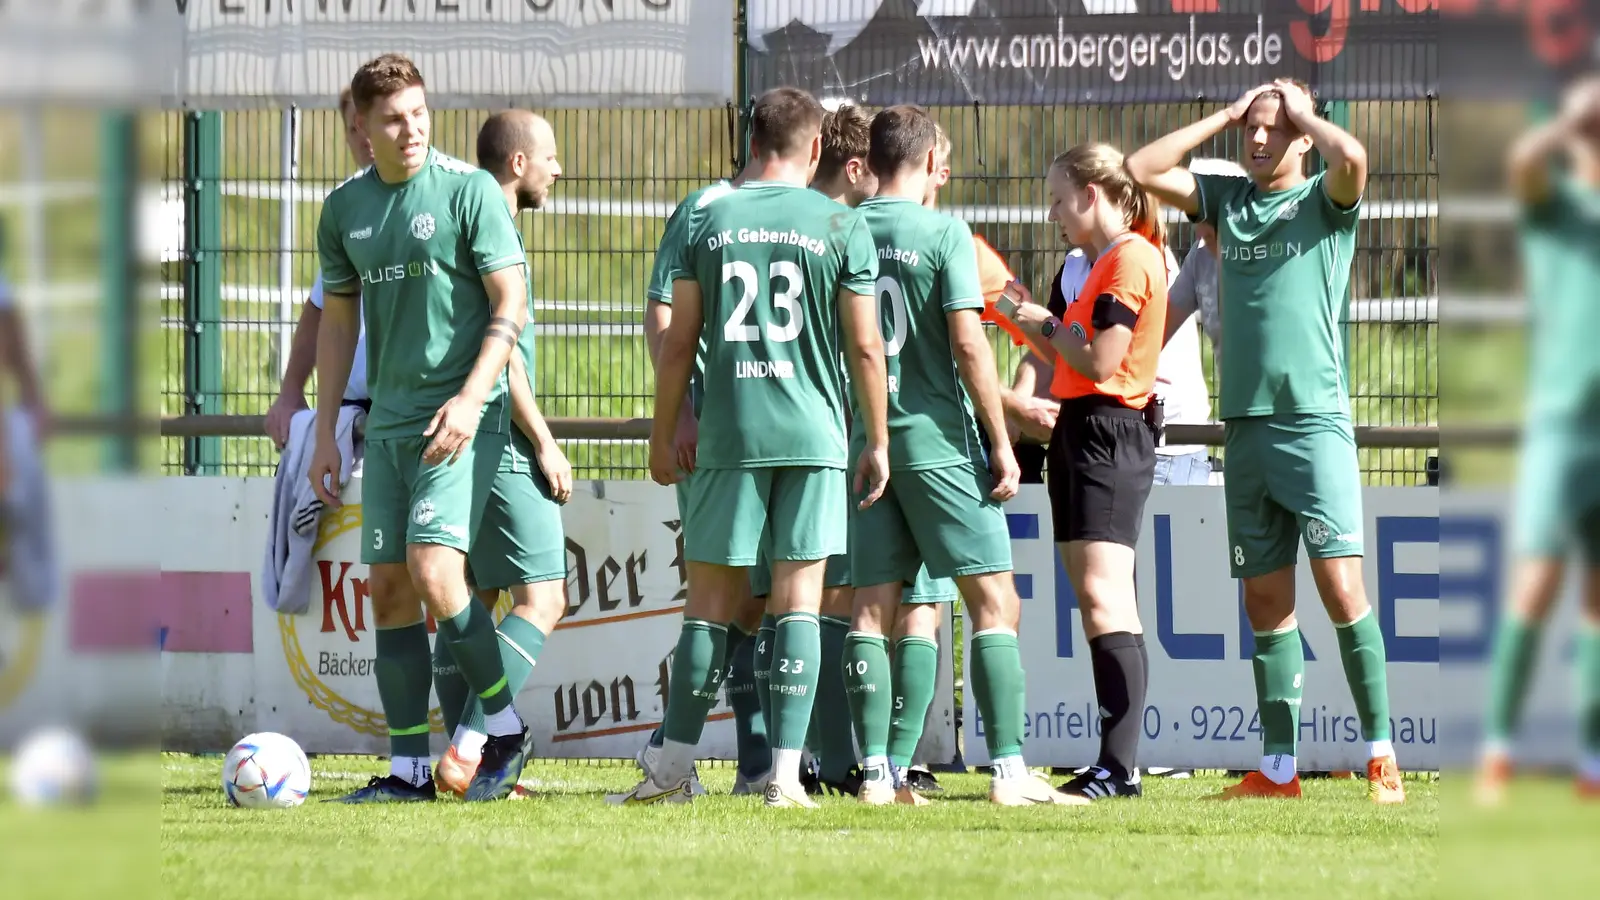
[309,54,533,803]
[1128,79,1404,803]
[616,86,890,809]
[1475,78,1600,805]
[638,160,773,797]
[432,109,571,799]
[844,105,1079,808]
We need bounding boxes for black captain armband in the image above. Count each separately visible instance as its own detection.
[1090,293,1139,331]
[486,316,523,347]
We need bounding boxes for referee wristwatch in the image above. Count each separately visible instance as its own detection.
[1041,316,1061,339]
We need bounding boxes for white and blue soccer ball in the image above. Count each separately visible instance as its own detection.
[7,726,98,807]
[222,732,310,809]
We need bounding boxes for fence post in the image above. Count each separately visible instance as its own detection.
[734,0,752,170]
[183,111,224,475]
[100,111,140,473]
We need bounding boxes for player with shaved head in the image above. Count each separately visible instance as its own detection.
[433,109,571,799]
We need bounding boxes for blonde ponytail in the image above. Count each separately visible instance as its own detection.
[1050,143,1165,248]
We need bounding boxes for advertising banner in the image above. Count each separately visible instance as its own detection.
[746,0,1437,104]
[180,0,736,108]
[962,486,1442,771]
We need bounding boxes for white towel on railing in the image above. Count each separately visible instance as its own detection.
[263,405,364,614]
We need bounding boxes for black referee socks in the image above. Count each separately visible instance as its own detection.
[1089,632,1148,782]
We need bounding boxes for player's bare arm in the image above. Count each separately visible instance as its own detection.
[506,351,572,504]
[266,299,323,448]
[308,288,360,505]
[648,277,702,486]
[1508,79,1600,207]
[643,298,697,473]
[838,286,889,508]
[1273,79,1367,208]
[1127,84,1272,215]
[948,307,1020,501]
[422,265,528,466]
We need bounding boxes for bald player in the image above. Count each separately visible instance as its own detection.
[433,109,571,798]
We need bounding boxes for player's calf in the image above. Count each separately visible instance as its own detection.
[331,563,438,802]
[1311,556,1404,803]
[958,571,1085,807]
[845,583,900,796]
[765,558,829,800]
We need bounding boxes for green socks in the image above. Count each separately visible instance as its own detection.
[843,632,892,763]
[888,635,938,769]
[461,614,547,736]
[375,622,434,759]
[754,614,777,737]
[1485,615,1542,746]
[432,634,470,740]
[660,618,728,746]
[437,601,514,721]
[1254,625,1305,757]
[970,629,1026,761]
[1579,626,1600,759]
[769,612,821,751]
[1334,609,1392,743]
[724,624,771,778]
[812,615,858,781]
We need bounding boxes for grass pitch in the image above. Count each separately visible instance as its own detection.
[149,755,1438,899]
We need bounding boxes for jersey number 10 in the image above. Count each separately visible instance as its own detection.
[875,275,909,358]
[722,261,804,343]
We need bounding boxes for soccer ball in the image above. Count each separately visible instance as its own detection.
[7,726,97,807]
[222,732,310,809]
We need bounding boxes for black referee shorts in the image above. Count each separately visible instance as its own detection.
[1046,397,1157,547]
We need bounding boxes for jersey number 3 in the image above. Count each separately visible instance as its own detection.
[722,260,804,343]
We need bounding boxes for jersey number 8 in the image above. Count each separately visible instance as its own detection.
[722,260,804,343]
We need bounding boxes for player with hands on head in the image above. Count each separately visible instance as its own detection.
[1126,79,1403,803]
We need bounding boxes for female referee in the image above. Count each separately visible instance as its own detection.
[999,143,1169,801]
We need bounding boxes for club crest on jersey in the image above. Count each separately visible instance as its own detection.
[1304,518,1330,547]
[411,499,436,526]
[410,213,436,241]
[1278,200,1300,222]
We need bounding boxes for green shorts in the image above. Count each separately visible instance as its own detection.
[747,547,850,598]
[685,466,846,566]
[1512,421,1600,560]
[360,432,508,565]
[1223,413,1364,579]
[466,434,566,590]
[849,463,1012,586]
[902,566,957,604]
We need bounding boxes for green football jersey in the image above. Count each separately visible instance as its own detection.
[646,180,734,417]
[850,196,985,470]
[664,181,878,469]
[1520,177,1600,420]
[1194,171,1358,420]
[316,149,523,441]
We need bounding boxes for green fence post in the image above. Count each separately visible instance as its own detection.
[734,0,752,170]
[100,111,140,472]
[184,111,224,475]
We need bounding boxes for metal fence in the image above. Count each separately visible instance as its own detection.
[156,94,1436,485]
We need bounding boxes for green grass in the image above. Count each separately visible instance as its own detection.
[149,754,1438,899]
[1439,775,1600,899]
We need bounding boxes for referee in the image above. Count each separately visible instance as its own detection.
[1000,142,1169,800]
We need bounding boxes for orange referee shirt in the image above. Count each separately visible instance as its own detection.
[1048,233,1168,408]
[973,234,1028,346]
